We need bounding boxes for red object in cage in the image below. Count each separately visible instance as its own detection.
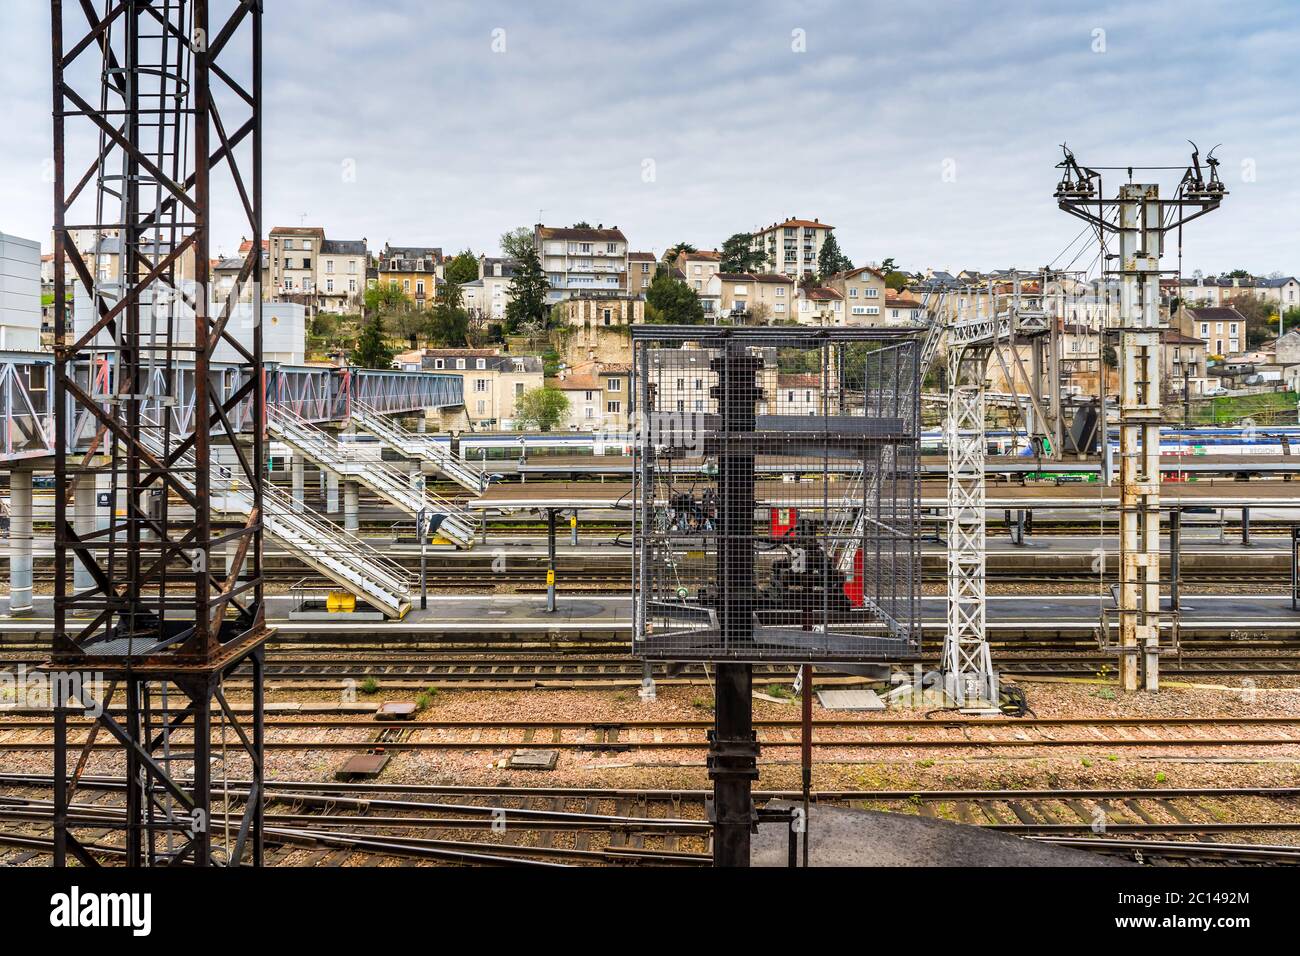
[771,507,798,538]
[843,548,866,608]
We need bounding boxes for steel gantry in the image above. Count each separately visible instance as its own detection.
[50,0,268,867]
[1055,145,1225,692]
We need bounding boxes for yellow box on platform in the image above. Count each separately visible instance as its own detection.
[327,590,356,614]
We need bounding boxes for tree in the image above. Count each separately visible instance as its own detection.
[465,308,494,347]
[444,249,479,285]
[426,279,469,347]
[572,220,592,229]
[500,226,533,260]
[504,247,550,332]
[514,386,570,431]
[720,232,768,274]
[364,282,408,315]
[817,231,853,279]
[365,282,417,347]
[884,270,910,292]
[880,257,897,274]
[1282,306,1300,334]
[353,312,394,369]
[387,309,425,349]
[646,271,705,324]
[664,241,697,265]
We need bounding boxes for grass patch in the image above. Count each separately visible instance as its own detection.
[358,677,380,695]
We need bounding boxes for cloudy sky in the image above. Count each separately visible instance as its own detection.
[2,0,1297,276]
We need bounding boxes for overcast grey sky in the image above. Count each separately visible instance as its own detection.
[2,0,1297,276]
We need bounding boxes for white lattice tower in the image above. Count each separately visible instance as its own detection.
[941,344,996,706]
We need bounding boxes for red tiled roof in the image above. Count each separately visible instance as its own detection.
[538,225,627,242]
[777,373,822,388]
[760,218,833,231]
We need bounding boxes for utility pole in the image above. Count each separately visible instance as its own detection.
[1055,146,1225,692]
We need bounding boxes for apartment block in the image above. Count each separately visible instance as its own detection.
[751,218,832,280]
[534,224,628,303]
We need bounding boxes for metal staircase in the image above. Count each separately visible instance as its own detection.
[350,402,487,493]
[267,407,477,548]
[834,289,947,577]
[139,419,413,619]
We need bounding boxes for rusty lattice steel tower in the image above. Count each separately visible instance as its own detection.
[50,0,267,866]
[1055,146,1225,692]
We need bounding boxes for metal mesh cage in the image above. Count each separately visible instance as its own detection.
[631,327,922,663]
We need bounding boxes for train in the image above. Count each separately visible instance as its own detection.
[313,424,1300,464]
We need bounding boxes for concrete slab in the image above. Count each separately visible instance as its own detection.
[816,688,885,711]
[334,754,390,780]
[508,749,559,770]
[752,801,1129,867]
[288,610,387,622]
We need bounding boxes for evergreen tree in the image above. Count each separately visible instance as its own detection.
[719,232,768,274]
[427,279,469,347]
[817,231,853,279]
[505,247,550,333]
[353,312,394,369]
[664,241,697,265]
[646,271,705,324]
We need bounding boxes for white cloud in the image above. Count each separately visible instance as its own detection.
[1,0,1297,274]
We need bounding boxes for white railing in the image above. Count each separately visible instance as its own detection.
[139,415,412,617]
[268,406,475,547]
[351,402,487,493]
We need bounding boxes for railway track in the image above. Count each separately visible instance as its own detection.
[2,774,1298,866]
[6,646,1300,685]
[4,715,1300,753]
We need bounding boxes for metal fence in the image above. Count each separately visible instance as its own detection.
[632,326,922,662]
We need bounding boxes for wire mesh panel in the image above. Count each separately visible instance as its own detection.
[632,327,921,663]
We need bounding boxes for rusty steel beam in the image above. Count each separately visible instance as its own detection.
[50,0,268,868]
